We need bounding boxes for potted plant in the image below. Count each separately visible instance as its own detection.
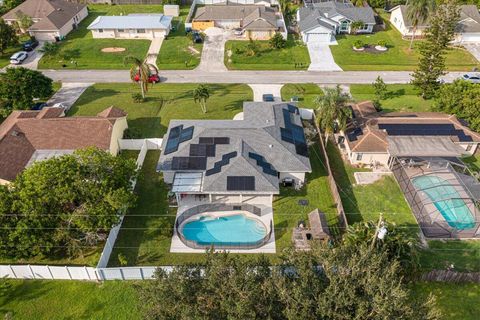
[375,40,388,51]
[353,40,365,51]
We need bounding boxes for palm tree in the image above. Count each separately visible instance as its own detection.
[406,0,436,50]
[314,85,351,145]
[193,84,210,113]
[124,55,158,99]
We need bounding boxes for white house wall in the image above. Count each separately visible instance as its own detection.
[350,152,391,166]
[91,28,168,39]
[390,8,425,37]
[279,172,306,183]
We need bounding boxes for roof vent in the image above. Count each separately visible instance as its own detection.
[269,144,273,148]
[11,130,21,137]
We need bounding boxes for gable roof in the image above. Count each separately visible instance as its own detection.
[158,102,312,194]
[0,107,127,182]
[2,0,86,31]
[88,14,172,31]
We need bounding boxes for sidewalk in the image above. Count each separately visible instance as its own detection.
[146,38,164,67]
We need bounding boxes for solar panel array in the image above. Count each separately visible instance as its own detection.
[248,152,277,176]
[378,124,473,142]
[280,106,309,157]
[171,157,207,170]
[164,125,194,155]
[205,152,237,176]
[199,137,230,145]
[226,176,255,191]
[347,127,363,142]
[189,144,216,157]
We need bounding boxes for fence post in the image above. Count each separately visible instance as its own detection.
[84,266,90,280]
[47,265,54,279]
[28,265,35,279]
[9,265,17,279]
[140,267,144,280]
[65,266,72,280]
[120,268,125,280]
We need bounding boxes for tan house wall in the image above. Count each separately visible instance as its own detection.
[0,178,11,186]
[349,152,391,167]
[192,20,215,31]
[109,117,128,156]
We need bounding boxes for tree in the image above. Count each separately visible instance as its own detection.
[39,42,60,55]
[372,76,388,109]
[0,148,137,259]
[314,85,352,145]
[14,11,33,32]
[350,20,365,34]
[269,33,286,49]
[193,84,210,113]
[124,55,157,99]
[0,19,17,55]
[411,1,460,98]
[406,0,436,50]
[0,67,53,114]
[433,79,480,132]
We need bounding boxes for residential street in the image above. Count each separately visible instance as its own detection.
[41,69,466,84]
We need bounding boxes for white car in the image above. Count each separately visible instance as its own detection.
[10,51,29,65]
[461,73,480,84]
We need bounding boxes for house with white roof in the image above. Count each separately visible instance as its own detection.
[87,14,173,39]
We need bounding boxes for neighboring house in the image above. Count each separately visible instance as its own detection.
[2,0,88,41]
[157,102,312,205]
[340,102,480,167]
[390,5,480,43]
[192,5,285,40]
[297,0,376,43]
[0,106,128,185]
[88,14,173,39]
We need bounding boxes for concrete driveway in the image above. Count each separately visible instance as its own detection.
[249,84,284,101]
[196,27,229,72]
[47,83,93,112]
[307,42,342,72]
[463,43,480,63]
[6,42,45,70]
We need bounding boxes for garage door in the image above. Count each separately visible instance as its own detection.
[460,34,480,43]
[31,31,56,41]
[306,33,331,43]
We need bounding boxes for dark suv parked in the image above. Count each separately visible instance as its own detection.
[22,39,39,52]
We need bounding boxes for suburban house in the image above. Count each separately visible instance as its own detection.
[390,5,480,43]
[88,14,173,39]
[2,0,88,41]
[297,0,376,43]
[339,102,480,167]
[157,102,312,205]
[0,106,128,185]
[191,4,286,39]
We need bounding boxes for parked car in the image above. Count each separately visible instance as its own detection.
[31,102,47,110]
[134,73,161,84]
[22,39,39,52]
[461,73,480,84]
[192,31,203,44]
[262,94,274,102]
[10,51,28,65]
[234,28,244,36]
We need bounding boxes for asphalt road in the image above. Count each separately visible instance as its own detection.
[42,69,466,84]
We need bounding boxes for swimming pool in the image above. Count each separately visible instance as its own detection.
[412,175,475,230]
[181,213,267,246]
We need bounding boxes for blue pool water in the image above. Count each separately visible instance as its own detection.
[412,175,475,230]
[182,213,267,246]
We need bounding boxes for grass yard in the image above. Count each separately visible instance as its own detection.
[0,280,141,320]
[330,13,479,71]
[350,84,433,112]
[280,83,323,109]
[157,8,203,70]
[419,240,480,272]
[326,140,417,231]
[462,154,480,173]
[69,83,252,138]
[38,4,164,70]
[225,36,310,70]
[412,282,480,320]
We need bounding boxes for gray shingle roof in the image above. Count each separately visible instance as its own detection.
[158,102,312,194]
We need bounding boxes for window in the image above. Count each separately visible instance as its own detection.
[137,29,146,33]
[98,29,103,33]
[466,145,473,152]
[356,153,363,161]
[117,29,125,33]
[361,24,369,31]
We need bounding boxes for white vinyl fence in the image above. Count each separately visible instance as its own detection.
[0,265,98,280]
[97,266,173,280]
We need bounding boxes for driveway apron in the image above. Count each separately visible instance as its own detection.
[307,42,342,72]
[196,27,228,72]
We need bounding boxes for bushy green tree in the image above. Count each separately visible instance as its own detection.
[433,79,480,132]
[39,42,60,55]
[193,84,210,113]
[411,0,460,99]
[269,33,286,49]
[0,67,53,114]
[373,76,388,100]
[0,18,17,55]
[0,148,137,259]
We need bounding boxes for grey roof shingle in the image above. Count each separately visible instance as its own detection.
[158,102,312,193]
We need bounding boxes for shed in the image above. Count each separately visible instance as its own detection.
[164,5,180,17]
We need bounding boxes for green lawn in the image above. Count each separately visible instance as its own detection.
[280,84,323,109]
[412,282,480,320]
[157,8,203,70]
[350,84,433,112]
[0,280,141,320]
[326,140,417,230]
[38,4,163,70]
[462,154,480,173]
[330,13,479,71]
[419,240,480,272]
[225,36,310,70]
[69,83,252,138]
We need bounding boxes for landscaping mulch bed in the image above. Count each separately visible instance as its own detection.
[352,45,388,54]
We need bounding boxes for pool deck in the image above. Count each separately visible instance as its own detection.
[170,197,276,253]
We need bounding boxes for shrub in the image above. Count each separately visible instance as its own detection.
[269,33,286,49]
[118,253,128,267]
[377,40,387,48]
[353,40,364,49]
[132,93,145,103]
[123,127,142,139]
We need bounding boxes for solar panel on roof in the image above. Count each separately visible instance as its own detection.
[164,125,195,155]
[214,137,230,144]
[227,176,255,191]
[171,157,207,170]
[378,124,473,142]
[199,137,214,144]
[280,106,309,157]
[205,152,237,176]
[248,152,277,177]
